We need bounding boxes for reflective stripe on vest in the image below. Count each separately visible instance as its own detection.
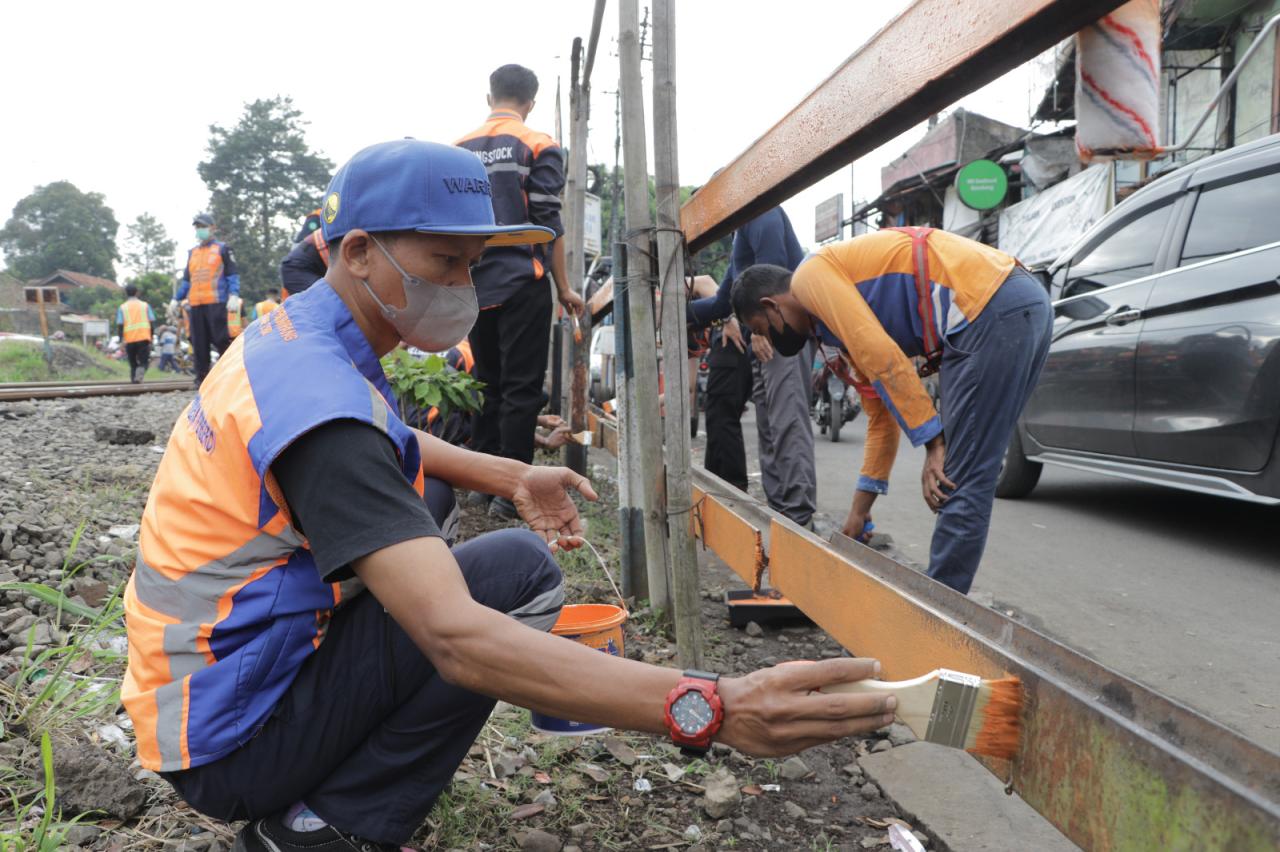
[227,305,243,338]
[187,243,225,306]
[122,283,423,771]
[122,299,151,343]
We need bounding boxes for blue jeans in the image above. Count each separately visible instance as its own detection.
[927,270,1052,594]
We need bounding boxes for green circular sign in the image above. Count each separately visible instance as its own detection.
[955,159,1007,210]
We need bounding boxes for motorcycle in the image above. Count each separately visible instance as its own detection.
[811,346,861,443]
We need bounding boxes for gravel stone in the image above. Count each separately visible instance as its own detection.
[517,829,562,852]
[701,768,741,818]
[779,755,812,780]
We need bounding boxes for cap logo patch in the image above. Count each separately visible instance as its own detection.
[442,176,491,196]
[324,192,340,224]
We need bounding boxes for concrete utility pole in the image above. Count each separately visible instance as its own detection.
[651,0,704,667]
[618,0,671,614]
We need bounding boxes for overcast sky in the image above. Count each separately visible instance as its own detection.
[1,0,1050,282]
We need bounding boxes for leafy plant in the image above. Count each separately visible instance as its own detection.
[381,349,484,432]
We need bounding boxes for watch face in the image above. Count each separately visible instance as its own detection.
[671,689,714,736]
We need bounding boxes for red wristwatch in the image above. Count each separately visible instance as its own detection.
[664,670,724,756]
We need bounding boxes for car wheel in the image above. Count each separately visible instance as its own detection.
[995,428,1042,499]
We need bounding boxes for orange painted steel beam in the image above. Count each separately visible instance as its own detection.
[766,520,1280,850]
[689,484,764,589]
[679,0,1127,251]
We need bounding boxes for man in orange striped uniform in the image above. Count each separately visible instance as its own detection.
[122,140,894,852]
[456,64,585,519]
[733,229,1052,594]
[174,213,240,384]
[116,283,155,383]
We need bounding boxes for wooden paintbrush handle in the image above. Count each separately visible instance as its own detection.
[819,672,944,740]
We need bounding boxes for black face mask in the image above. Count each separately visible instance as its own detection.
[766,305,808,357]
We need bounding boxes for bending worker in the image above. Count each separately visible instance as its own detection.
[732,228,1052,594]
[173,213,240,384]
[123,140,894,852]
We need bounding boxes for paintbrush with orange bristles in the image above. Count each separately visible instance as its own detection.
[820,669,1022,759]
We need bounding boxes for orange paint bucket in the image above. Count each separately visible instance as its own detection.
[530,603,627,735]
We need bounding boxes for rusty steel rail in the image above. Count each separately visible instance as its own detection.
[0,380,191,402]
[587,407,1280,848]
[678,0,1128,251]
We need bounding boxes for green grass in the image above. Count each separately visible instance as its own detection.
[0,340,164,383]
[0,522,131,850]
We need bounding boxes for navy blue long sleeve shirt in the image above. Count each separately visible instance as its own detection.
[687,206,805,327]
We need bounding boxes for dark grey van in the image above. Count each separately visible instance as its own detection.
[999,134,1280,505]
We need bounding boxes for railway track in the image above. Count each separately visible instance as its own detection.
[0,378,192,402]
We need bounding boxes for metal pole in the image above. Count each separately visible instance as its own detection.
[618,0,671,615]
[565,36,592,476]
[651,0,703,667]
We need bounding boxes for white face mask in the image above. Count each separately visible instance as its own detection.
[360,235,479,351]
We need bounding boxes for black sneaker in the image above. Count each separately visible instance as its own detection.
[466,490,493,508]
[233,814,410,852]
[488,495,520,521]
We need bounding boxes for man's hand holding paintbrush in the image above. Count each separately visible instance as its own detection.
[715,658,898,756]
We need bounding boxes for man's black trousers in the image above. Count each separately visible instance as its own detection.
[125,341,151,383]
[163,523,565,844]
[468,279,553,466]
[702,329,752,492]
[189,302,230,382]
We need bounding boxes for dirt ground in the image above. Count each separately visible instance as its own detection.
[0,402,935,850]
[425,451,935,852]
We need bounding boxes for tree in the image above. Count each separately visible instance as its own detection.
[0,181,119,280]
[587,162,731,283]
[124,213,176,277]
[198,97,333,302]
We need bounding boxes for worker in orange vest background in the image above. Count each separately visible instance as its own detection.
[116,283,156,384]
[171,213,240,384]
[255,289,283,320]
[227,300,244,340]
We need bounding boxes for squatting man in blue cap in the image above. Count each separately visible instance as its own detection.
[122,140,897,852]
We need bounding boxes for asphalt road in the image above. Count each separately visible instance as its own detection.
[703,407,1280,752]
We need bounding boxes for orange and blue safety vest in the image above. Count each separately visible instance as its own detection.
[122,283,424,771]
[793,229,1015,493]
[117,298,154,343]
[178,240,240,307]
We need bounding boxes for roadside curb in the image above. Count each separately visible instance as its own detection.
[860,742,1080,852]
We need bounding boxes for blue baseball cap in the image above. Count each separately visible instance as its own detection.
[320,139,554,247]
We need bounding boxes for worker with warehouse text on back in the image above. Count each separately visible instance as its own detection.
[732,228,1052,594]
[456,63,585,520]
[122,140,895,852]
[116,283,155,383]
[172,213,240,385]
